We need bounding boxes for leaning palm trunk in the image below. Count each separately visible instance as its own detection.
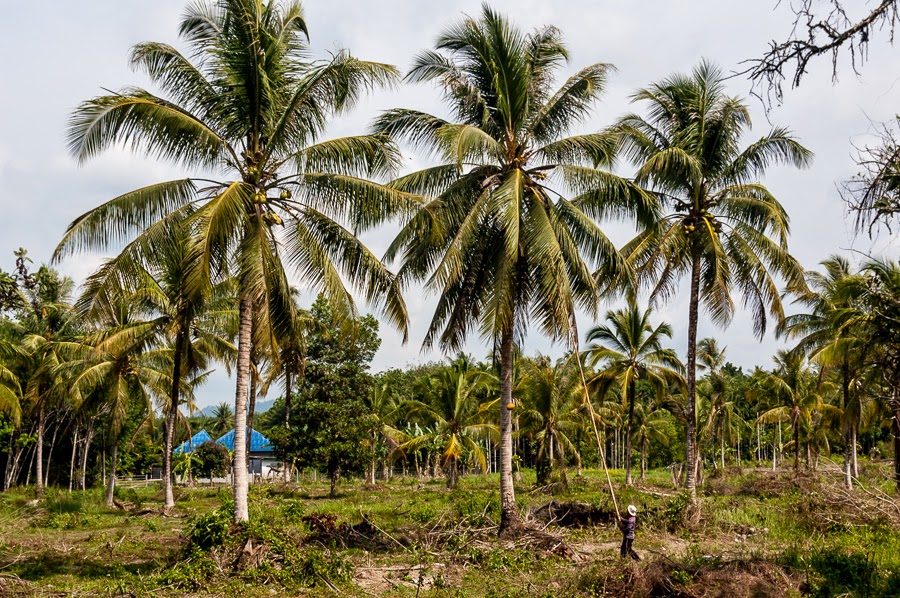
[44,421,59,489]
[233,295,252,523]
[498,330,520,535]
[684,255,701,497]
[68,428,79,493]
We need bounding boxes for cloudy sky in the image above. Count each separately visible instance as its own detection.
[1,0,898,409]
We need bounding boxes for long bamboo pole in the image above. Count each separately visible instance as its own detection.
[571,324,620,519]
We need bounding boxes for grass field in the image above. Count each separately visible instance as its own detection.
[1,463,899,597]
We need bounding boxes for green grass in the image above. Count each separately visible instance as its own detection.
[0,464,899,596]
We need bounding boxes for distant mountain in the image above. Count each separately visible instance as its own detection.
[193,399,275,418]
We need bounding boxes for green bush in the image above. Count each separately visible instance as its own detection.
[186,504,232,550]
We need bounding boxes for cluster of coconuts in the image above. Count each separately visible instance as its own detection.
[681,210,723,234]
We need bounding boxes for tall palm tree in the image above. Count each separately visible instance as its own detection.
[210,402,235,436]
[379,5,655,533]
[585,303,683,485]
[517,355,584,487]
[66,293,174,506]
[631,399,674,481]
[617,61,811,496]
[56,0,410,522]
[699,368,744,470]
[836,258,900,490]
[757,351,834,470]
[79,217,235,511]
[779,255,863,488]
[393,358,497,489]
[362,382,398,484]
[260,294,314,482]
[15,268,79,498]
[697,338,726,374]
[0,340,22,425]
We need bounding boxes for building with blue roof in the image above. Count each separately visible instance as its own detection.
[214,428,274,453]
[215,428,279,478]
[173,429,214,455]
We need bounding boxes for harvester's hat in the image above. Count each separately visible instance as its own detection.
[627,505,637,516]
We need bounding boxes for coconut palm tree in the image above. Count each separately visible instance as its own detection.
[757,351,834,470]
[697,338,726,374]
[617,61,811,496]
[78,217,235,511]
[835,258,900,490]
[779,255,864,488]
[517,355,584,487]
[14,268,80,498]
[260,298,314,482]
[65,292,175,506]
[379,5,656,533]
[0,341,22,425]
[699,368,745,470]
[394,358,497,488]
[210,402,235,436]
[585,303,683,485]
[631,399,674,481]
[56,0,410,522]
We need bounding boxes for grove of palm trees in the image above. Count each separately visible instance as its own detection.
[3,1,900,596]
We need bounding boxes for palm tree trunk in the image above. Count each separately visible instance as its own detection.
[842,362,853,489]
[80,421,94,491]
[640,436,647,481]
[45,419,59,488]
[35,407,45,498]
[68,427,78,493]
[447,457,458,489]
[684,253,701,498]
[4,431,15,490]
[772,427,777,471]
[851,425,859,478]
[498,329,520,536]
[232,294,252,523]
[793,421,800,471]
[105,442,117,507]
[894,407,900,493]
[625,378,636,485]
[247,356,258,472]
[283,368,292,483]
[368,430,377,486]
[163,328,185,512]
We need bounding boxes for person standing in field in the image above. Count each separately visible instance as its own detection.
[620,504,640,561]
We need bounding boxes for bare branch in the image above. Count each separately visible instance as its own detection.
[842,117,900,236]
[739,0,899,108]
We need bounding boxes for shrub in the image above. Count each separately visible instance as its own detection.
[186,504,232,550]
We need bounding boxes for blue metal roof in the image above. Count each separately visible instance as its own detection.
[215,428,274,453]
[173,429,214,455]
